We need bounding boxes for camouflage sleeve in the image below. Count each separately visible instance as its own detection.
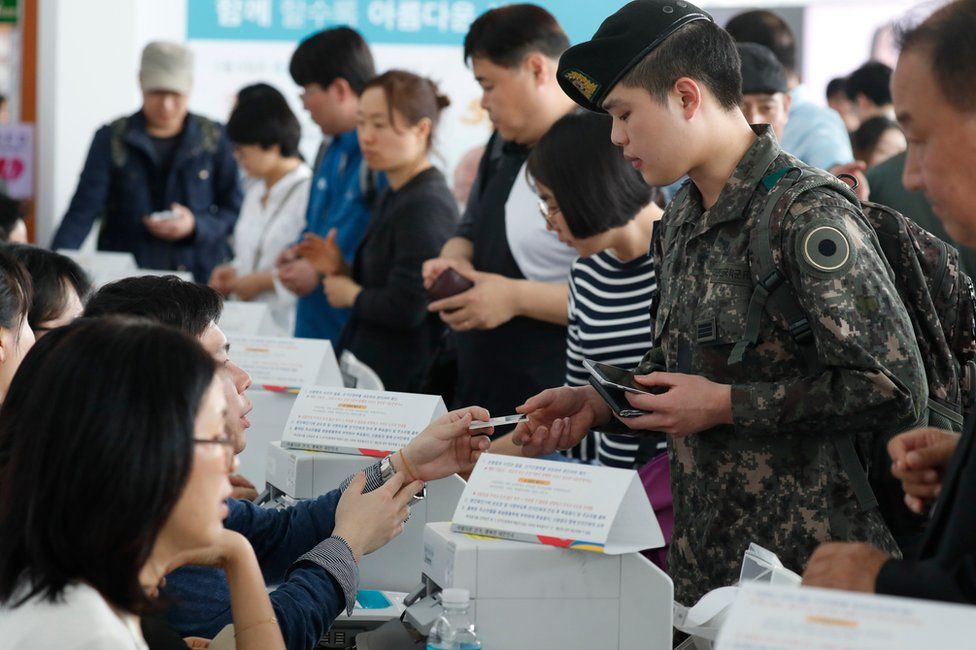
[729,194,928,435]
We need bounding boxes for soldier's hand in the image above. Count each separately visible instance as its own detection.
[889,427,960,514]
[511,385,611,457]
[623,372,732,437]
[802,542,890,592]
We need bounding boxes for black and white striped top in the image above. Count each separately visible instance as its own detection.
[564,250,656,468]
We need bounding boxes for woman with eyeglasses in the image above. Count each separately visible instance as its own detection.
[0,318,285,649]
[499,111,665,469]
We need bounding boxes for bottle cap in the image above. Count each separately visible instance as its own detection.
[441,588,470,605]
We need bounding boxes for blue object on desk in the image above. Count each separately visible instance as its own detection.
[357,590,393,610]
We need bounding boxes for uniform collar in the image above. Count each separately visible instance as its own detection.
[682,124,781,237]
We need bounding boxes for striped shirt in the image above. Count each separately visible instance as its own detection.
[564,250,657,468]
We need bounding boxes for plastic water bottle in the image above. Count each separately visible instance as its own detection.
[426,588,482,650]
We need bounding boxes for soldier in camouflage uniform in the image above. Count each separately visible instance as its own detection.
[512,0,927,604]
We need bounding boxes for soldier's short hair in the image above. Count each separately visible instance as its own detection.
[618,20,742,112]
[899,0,976,112]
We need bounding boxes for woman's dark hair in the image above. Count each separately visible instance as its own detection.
[0,193,23,242]
[362,70,451,149]
[463,4,569,67]
[851,116,902,162]
[5,245,91,331]
[898,0,976,112]
[84,275,223,339]
[0,245,31,331]
[289,27,375,95]
[527,112,656,239]
[227,83,302,158]
[0,317,217,612]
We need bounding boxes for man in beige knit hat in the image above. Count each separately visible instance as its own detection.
[53,41,241,282]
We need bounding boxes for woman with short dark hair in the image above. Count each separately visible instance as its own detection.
[0,246,33,401]
[0,319,285,649]
[209,83,310,334]
[5,245,91,338]
[521,111,664,468]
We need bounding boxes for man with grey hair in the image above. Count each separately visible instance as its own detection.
[52,41,241,282]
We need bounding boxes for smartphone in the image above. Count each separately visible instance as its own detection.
[148,210,178,222]
[583,359,659,396]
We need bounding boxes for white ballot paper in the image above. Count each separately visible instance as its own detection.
[281,386,447,456]
[218,302,276,337]
[451,455,663,555]
[231,335,342,390]
[716,582,976,650]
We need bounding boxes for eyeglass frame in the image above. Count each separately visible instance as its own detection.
[526,170,561,229]
[193,434,236,469]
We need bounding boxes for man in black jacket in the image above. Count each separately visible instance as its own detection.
[802,0,976,603]
[52,42,241,282]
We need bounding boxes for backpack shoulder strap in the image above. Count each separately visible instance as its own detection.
[728,166,839,368]
[191,114,221,155]
[735,166,879,511]
[108,116,130,168]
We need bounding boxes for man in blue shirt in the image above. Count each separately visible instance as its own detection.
[276,28,382,344]
[725,10,855,172]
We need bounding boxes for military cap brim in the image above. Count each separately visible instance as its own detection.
[557,0,713,113]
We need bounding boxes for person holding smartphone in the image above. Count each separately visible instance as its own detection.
[490,111,664,469]
[298,71,457,392]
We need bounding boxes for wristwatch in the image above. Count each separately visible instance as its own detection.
[380,453,427,502]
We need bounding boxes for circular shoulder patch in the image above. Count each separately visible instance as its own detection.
[799,223,853,275]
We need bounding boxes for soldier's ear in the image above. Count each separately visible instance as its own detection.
[672,77,703,121]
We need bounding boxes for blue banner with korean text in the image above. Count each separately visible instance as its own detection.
[187,0,619,45]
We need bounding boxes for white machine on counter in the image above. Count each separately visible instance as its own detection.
[265,443,466,593]
[406,522,674,650]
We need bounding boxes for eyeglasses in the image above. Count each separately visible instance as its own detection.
[537,200,561,229]
[194,434,236,469]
